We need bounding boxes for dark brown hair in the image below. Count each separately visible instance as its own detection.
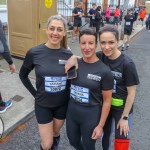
[99,25,119,41]
[79,28,97,43]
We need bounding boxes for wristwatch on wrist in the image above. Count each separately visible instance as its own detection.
[121,116,128,120]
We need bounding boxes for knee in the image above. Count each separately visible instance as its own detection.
[41,140,53,150]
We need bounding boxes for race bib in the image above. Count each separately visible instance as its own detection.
[92,16,95,19]
[71,84,89,103]
[126,22,131,25]
[44,76,66,93]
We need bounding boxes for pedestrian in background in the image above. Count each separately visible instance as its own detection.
[88,3,97,30]
[121,9,135,51]
[97,25,139,150]
[95,6,102,34]
[105,5,111,24]
[139,7,146,26]
[146,13,150,32]
[19,15,73,150]
[0,20,16,114]
[66,28,113,150]
[114,6,120,28]
[72,1,84,43]
[134,6,140,26]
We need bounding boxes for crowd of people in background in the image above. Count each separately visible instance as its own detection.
[71,2,149,44]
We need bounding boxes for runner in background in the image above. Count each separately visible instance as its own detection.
[139,6,146,26]
[114,6,120,28]
[121,9,135,51]
[72,2,84,43]
[88,3,97,30]
[105,5,111,24]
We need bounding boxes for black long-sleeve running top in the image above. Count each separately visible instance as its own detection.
[19,44,72,108]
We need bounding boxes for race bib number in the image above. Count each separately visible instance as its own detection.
[92,16,95,19]
[71,84,89,103]
[126,22,131,26]
[44,76,66,93]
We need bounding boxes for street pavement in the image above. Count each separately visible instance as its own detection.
[0,25,150,150]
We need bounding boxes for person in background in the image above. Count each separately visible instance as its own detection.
[66,28,113,150]
[95,6,102,34]
[114,6,120,28]
[19,15,73,150]
[134,6,140,26]
[88,3,97,30]
[121,9,135,51]
[146,13,150,32]
[105,5,111,24]
[119,9,123,25]
[145,16,149,30]
[139,7,146,26]
[0,20,16,114]
[72,1,84,43]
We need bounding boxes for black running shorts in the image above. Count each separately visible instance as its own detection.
[73,19,82,27]
[124,27,132,36]
[35,103,68,124]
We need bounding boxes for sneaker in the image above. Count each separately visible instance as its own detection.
[51,135,60,150]
[121,46,124,51]
[0,100,12,113]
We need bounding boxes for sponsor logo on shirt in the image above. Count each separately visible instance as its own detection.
[59,60,67,65]
[111,71,122,78]
[87,74,101,82]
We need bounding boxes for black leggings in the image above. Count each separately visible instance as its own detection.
[95,22,100,34]
[66,100,101,150]
[102,108,131,150]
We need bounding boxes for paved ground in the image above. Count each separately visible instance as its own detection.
[0,26,150,149]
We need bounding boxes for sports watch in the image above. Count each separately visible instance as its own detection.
[121,116,128,120]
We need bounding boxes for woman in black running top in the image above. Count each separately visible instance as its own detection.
[19,15,73,150]
[98,25,139,150]
[66,28,113,150]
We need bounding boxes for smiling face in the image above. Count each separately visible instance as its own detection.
[80,34,97,63]
[100,32,119,59]
[46,19,66,49]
